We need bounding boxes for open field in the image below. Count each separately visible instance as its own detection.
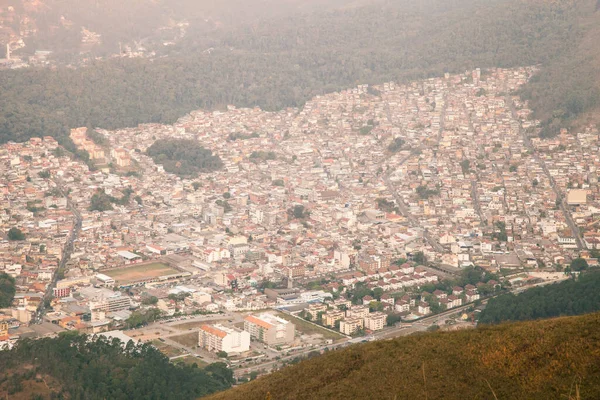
[104,262,179,284]
[275,312,344,341]
[151,340,184,358]
[170,332,199,348]
[173,356,209,368]
[172,320,226,331]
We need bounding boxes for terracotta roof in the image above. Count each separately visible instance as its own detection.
[200,325,227,338]
[244,315,273,330]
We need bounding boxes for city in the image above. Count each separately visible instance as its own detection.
[0,66,594,380]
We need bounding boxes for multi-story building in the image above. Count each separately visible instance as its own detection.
[323,310,345,327]
[244,313,295,346]
[53,287,71,298]
[79,287,131,312]
[198,324,250,354]
[339,317,364,335]
[364,312,386,331]
[346,305,369,319]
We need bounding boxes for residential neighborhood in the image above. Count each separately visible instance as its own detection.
[0,67,587,376]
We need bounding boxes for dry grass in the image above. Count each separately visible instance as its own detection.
[104,262,179,284]
[205,312,600,400]
[169,332,199,348]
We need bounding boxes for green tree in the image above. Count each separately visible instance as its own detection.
[570,257,588,272]
[7,227,25,241]
[0,273,16,308]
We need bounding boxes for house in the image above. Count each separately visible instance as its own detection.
[418,302,431,315]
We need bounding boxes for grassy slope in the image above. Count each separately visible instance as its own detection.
[206,313,600,400]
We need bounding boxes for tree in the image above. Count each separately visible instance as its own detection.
[386,314,402,326]
[412,251,426,265]
[7,227,25,241]
[192,182,201,191]
[570,257,588,272]
[141,296,158,305]
[217,351,228,359]
[0,273,16,308]
[460,160,471,174]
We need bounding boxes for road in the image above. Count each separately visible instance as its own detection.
[506,96,586,250]
[383,173,446,253]
[470,180,486,226]
[33,179,82,324]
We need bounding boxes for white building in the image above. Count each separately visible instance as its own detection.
[199,324,250,354]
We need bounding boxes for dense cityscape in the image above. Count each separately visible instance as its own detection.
[2,66,595,381]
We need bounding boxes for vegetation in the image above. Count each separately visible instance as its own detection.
[0,273,16,308]
[479,272,600,324]
[0,1,599,146]
[288,205,310,220]
[249,151,277,162]
[124,308,162,329]
[387,137,405,153]
[89,189,114,212]
[147,139,223,177]
[205,312,600,400]
[7,227,25,241]
[0,332,234,399]
[375,198,396,213]
[416,185,440,199]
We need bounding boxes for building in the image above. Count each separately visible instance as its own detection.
[567,189,589,206]
[198,324,250,354]
[95,273,115,287]
[79,287,131,312]
[339,318,364,335]
[323,310,345,327]
[244,313,295,346]
[53,287,71,298]
[364,312,386,331]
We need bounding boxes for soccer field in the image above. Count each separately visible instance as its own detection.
[104,263,179,284]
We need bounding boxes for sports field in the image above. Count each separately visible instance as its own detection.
[104,262,179,284]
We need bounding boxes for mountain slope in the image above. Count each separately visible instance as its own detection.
[206,313,600,400]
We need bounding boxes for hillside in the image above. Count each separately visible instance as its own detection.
[1,0,599,145]
[206,312,600,400]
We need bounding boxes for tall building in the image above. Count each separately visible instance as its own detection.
[79,287,131,312]
[339,318,364,335]
[244,313,295,346]
[364,312,387,331]
[198,324,250,354]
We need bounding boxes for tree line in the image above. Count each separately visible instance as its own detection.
[479,271,600,324]
[0,332,234,399]
[146,139,223,177]
[0,0,598,145]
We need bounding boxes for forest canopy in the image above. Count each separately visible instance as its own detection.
[146,139,223,177]
[0,332,234,399]
[0,273,16,308]
[479,271,600,324]
[0,0,599,145]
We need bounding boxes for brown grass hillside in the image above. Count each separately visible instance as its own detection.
[206,313,600,400]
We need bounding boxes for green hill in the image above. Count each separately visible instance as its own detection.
[206,312,600,400]
[1,0,600,144]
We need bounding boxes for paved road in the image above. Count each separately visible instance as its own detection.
[383,173,446,254]
[506,96,585,250]
[33,180,82,324]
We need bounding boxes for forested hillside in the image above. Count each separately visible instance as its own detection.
[479,271,600,324]
[0,0,598,144]
[0,332,233,399]
[205,312,600,400]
